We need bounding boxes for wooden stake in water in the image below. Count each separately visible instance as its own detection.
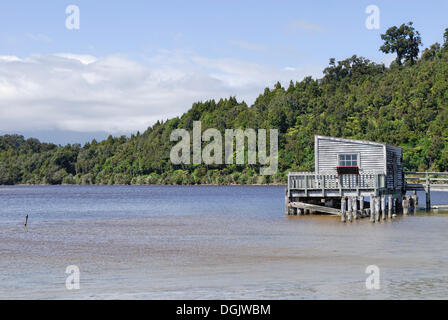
[387,194,394,219]
[24,214,28,232]
[403,197,410,215]
[348,197,353,222]
[359,196,364,218]
[341,197,346,222]
[375,197,381,222]
[411,191,418,214]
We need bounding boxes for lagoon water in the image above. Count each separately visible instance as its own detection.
[0,185,448,299]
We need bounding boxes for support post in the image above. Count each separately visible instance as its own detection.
[341,197,346,223]
[348,197,353,222]
[381,195,386,220]
[353,196,359,219]
[370,194,375,223]
[304,175,308,197]
[388,195,393,219]
[411,190,418,214]
[322,175,326,197]
[403,196,410,215]
[392,198,397,218]
[339,175,342,196]
[375,197,380,222]
[359,196,364,218]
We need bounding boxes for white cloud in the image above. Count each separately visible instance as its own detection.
[53,53,98,65]
[0,55,22,62]
[286,19,327,34]
[0,51,322,134]
[228,40,267,52]
[26,33,52,43]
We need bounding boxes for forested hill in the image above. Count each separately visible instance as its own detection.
[1,27,448,185]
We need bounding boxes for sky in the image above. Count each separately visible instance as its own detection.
[1,0,447,145]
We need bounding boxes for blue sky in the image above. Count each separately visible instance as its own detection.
[1,0,448,144]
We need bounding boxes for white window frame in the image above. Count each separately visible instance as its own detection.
[337,153,360,167]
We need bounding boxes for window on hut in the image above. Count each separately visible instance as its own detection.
[338,154,358,167]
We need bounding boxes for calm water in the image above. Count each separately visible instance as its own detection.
[0,185,447,300]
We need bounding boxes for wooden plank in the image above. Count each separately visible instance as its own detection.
[405,172,448,176]
[290,201,341,216]
[432,204,448,210]
[406,183,448,192]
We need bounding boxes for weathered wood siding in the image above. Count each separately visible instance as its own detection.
[386,145,403,189]
[315,136,386,175]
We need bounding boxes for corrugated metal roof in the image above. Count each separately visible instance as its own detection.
[315,135,402,152]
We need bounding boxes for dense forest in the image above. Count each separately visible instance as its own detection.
[1,24,448,185]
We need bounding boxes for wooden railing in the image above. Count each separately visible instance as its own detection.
[404,172,448,210]
[288,172,386,191]
[404,172,448,191]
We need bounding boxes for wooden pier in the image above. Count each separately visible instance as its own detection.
[285,135,448,221]
[404,172,448,210]
[286,171,448,218]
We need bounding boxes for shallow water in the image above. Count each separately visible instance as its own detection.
[0,185,447,299]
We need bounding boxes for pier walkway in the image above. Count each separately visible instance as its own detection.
[287,171,448,215]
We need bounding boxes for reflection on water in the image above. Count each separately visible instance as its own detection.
[0,185,448,299]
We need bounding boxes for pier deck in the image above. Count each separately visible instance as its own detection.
[404,172,448,192]
[287,171,448,216]
[287,172,388,198]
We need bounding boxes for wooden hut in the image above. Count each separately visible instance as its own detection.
[286,135,404,217]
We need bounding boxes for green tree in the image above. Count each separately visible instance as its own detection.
[444,28,448,50]
[380,22,422,65]
[2,26,448,185]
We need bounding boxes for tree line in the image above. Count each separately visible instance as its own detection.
[1,23,448,185]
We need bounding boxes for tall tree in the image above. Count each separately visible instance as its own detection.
[444,28,448,50]
[380,22,422,65]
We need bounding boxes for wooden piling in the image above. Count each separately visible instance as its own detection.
[412,190,418,205]
[403,196,410,215]
[411,191,418,214]
[425,173,431,212]
[370,210,375,222]
[387,194,394,219]
[285,191,290,215]
[348,197,353,222]
[370,194,375,222]
[381,195,386,220]
[359,196,364,218]
[353,196,359,219]
[375,197,381,222]
[341,197,347,222]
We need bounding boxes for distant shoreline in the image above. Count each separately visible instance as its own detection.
[0,183,287,187]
